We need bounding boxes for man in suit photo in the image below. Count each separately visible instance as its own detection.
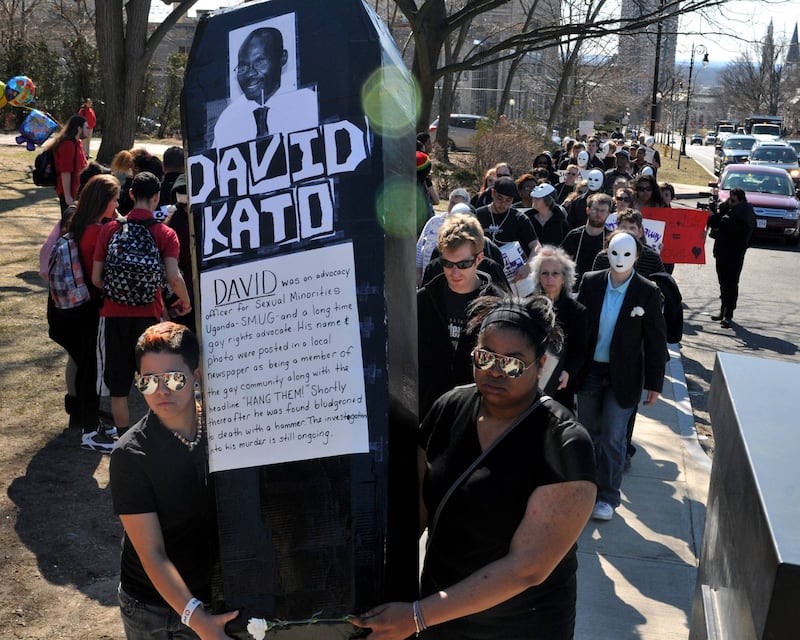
[575,230,668,521]
[213,18,319,149]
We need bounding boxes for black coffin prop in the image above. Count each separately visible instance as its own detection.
[182,1,418,637]
[690,352,800,640]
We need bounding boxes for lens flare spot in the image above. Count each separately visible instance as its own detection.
[361,66,419,139]
[375,177,420,237]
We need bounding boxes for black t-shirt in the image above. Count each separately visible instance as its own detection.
[444,286,481,349]
[110,411,215,605]
[418,386,596,639]
[531,206,571,246]
[475,205,538,257]
[560,226,608,289]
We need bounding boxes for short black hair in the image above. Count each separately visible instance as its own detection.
[163,146,185,170]
[729,187,747,203]
[131,171,162,199]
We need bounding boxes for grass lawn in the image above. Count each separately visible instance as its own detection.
[656,146,714,187]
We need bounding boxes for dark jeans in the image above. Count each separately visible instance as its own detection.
[576,362,636,507]
[118,586,201,640]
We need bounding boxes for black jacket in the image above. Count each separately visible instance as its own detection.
[417,272,499,418]
[577,270,668,408]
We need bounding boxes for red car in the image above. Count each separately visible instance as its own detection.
[710,164,800,245]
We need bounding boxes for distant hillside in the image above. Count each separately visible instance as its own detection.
[673,60,725,90]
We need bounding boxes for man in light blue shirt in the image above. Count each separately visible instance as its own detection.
[576,231,668,521]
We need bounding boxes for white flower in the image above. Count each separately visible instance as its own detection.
[247,618,268,640]
[630,306,645,317]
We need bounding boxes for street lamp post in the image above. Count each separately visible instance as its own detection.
[678,43,709,166]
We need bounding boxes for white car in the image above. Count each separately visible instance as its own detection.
[429,114,488,151]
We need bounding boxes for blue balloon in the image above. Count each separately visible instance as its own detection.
[16,109,59,151]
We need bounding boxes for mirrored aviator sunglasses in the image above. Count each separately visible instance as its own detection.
[135,371,188,395]
[471,348,530,378]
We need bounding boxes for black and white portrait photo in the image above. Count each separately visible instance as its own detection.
[212,13,319,149]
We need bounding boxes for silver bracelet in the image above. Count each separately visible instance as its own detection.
[412,600,428,636]
[181,597,202,626]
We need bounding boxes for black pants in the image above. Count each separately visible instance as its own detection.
[715,247,746,315]
[47,297,100,428]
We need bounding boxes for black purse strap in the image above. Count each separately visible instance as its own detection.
[425,394,550,550]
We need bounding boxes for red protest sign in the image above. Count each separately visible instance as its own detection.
[643,207,709,264]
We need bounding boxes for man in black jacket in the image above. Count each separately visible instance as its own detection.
[707,188,755,327]
[418,214,499,418]
[576,231,668,521]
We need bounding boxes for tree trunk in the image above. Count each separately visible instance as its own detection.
[408,0,448,130]
[94,0,197,164]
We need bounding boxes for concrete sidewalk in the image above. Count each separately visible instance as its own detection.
[575,345,711,639]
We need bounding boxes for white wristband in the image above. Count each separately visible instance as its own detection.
[181,597,202,626]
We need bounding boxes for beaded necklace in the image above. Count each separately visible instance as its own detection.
[173,417,203,452]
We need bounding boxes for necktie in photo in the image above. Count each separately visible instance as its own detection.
[254,106,269,136]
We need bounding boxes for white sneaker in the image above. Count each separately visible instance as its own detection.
[81,425,118,454]
[591,501,614,521]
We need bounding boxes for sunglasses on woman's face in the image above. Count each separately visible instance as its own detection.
[135,371,188,395]
[471,348,532,378]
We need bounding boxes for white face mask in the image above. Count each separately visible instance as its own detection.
[608,233,637,273]
[577,150,589,167]
[587,169,604,192]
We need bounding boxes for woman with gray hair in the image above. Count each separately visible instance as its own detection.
[527,245,587,410]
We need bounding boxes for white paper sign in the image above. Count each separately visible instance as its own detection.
[499,240,526,280]
[201,242,369,472]
[605,213,666,253]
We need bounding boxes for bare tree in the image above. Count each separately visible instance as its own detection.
[393,0,727,131]
[719,39,790,117]
[93,0,199,163]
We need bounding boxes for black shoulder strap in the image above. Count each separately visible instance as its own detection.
[426,395,551,549]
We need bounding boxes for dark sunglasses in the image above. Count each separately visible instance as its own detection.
[135,371,188,395]
[440,255,478,270]
[616,196,633,202]
[636,186,652,192]
[471,348,532,378]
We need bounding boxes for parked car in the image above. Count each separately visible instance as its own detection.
[690,133,703,145]
[704,132,717,146]
[429,114,488,151]
[747,141,800,185]
[713,135,757,175]
[707,164,800,244]
[136,116,161,135]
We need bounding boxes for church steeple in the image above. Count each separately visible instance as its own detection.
[787,23,800,64]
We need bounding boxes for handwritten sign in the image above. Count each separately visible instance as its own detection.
[606,213,666,252]
[643,207,709,264]
[200,242,369,472]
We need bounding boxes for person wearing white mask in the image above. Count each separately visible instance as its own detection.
[575,230,668,521]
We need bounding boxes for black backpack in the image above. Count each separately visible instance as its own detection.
[103,217,165,306]
[32,149,56,187]
[649,271,683,344]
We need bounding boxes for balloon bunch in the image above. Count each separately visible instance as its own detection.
[1,75,60,150]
